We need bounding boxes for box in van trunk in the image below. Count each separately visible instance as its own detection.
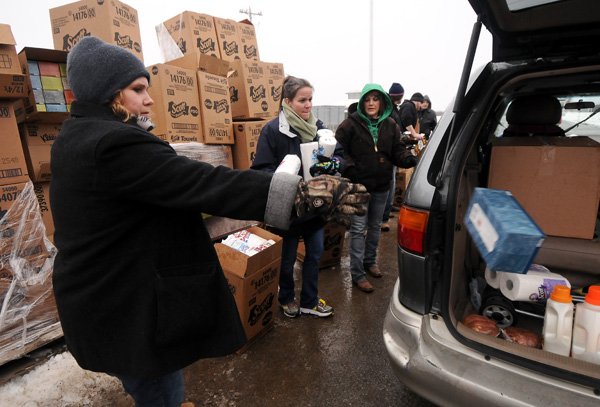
[488,136,600,240]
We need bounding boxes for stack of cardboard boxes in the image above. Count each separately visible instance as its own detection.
[0,26,61,364]
[156,10,284,169]
[0,0,290,363]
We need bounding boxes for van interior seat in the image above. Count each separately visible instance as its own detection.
[502,95,565,137]
[535,235,600,284]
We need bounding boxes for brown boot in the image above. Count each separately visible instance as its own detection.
[354,279,374,293]
[365,264,383,278]
[181,403,195,407]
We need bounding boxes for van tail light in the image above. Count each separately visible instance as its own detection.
[398,206,429,255]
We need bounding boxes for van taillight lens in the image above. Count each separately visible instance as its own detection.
[398,206,429,255]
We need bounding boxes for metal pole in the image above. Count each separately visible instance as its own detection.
[369,0,373,82]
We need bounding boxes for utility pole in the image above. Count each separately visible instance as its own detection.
[239,6,263,22]
[369,0,373,82]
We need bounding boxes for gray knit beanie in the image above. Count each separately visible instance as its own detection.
[67,36,150,104]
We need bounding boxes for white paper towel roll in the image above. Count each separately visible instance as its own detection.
[300,141,319,180]
[499,264,571,303]
[484,267,501,289]
[317,129,337,158]
[275,154,301,175]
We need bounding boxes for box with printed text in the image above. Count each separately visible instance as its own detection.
[215,226,282,341]
[49,0,144,62]
[147,63,202,143]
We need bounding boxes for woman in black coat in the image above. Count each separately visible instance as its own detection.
[51,37,367,405]
[252,76,344,319]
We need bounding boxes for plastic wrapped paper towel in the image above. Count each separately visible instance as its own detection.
[498,263,570,303]
[317,129,337,158]
[275,154,301,175]
[300,142,319,180]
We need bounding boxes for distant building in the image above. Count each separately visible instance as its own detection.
[312,105,347,130]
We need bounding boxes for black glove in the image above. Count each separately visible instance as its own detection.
[294,175,370,228]
[400,154,418,169]
[309,155,341,177]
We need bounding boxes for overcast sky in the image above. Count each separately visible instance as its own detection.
[2,0,493,110]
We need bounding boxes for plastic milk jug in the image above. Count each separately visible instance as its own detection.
[542,285,573,356]
[571,285,600,364]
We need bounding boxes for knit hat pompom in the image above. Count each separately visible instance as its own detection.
[67,36,150,104]
[388,82,404,96]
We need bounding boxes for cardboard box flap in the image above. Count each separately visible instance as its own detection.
[19,47,68,64]
[198,54,230,76]
[0,24,16,46]
[165,52,198,70]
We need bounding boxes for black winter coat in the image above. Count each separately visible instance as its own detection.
[50,102,275,378]
[335,112,416,192]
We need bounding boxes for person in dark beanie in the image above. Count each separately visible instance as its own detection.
[50,36,368,406]
[380,82,405,232]
[388,82,404,127]
[418,94,438,139]
[397,92,426,141]
[335,83,417,293]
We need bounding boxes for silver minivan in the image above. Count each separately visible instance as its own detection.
[383,1,600,405]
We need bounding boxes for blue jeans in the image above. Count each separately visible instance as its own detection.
[116,369,184,407]
[278,226,324,308]
[382,167,396,222]
[349,190,388,283]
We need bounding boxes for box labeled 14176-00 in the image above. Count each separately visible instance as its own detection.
[49,0,144,61]
[231,119,267,169]
[147,63,202,143]
[215,226,282,341]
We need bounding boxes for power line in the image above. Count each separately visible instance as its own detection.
[239,6,263,22]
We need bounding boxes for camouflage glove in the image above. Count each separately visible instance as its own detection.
[309,155,341,177]
[294,175,370,228]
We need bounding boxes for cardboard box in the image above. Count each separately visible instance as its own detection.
[18,47,69,123]
[147,63,202,143]
[33,182,54,237]
[0,24,27,99]
[488,136,600,239]
[0,104,29,187]
[49,0,143,61]
[237,20,259,62]
[232,119,267,169]
[263,62,284,116]
[213,17,241,62]
[215,226,282,340]
[464,187,545,273]
[158,11,220,61]
[196,57,233,144]
[228,60,270,119]
[19,123,61,182]
[297,222,347,268]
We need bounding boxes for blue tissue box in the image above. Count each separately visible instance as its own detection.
[464,188,545,273]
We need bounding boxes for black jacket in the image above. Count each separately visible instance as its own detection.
[252,111,344,236]
[50,102,277,378]
[335,112,416,192]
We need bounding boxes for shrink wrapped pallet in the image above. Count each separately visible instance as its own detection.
[0,181,60,366]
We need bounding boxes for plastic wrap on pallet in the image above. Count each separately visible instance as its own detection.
[171,142,232,167]
[0,181,60,363]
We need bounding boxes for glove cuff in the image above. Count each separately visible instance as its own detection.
[264,172,302,230]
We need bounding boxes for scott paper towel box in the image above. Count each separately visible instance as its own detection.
[464,188,545,273]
